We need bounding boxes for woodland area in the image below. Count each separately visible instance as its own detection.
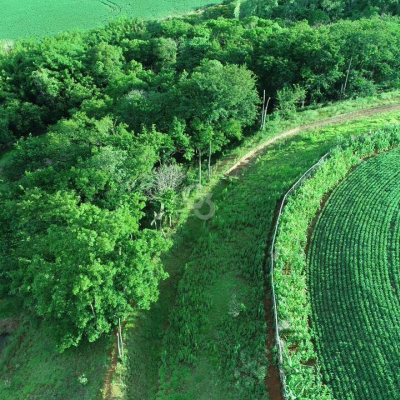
[1,0,400,355]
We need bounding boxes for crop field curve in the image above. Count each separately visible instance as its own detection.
[308,148,400,399]
[0,0,221,40]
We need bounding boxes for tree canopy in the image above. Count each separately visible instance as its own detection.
[1,6,400,349]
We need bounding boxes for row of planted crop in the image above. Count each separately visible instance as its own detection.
[316,154,400,396]
[308,149,400,398]
[273,125,400,399]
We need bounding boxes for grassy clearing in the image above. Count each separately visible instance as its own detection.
[0,0,221,40]
[0,323,111,400]
[122,107,400,399]
[0,297,112,399]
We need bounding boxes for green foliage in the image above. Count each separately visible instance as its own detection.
[155,170,268,400]
[0,115,170,351]
[2,2,400,398]
[309,143,400,399]
[276,84,307,117]
[0,311,110,400]
[226,0,400,20]
[274,125,400,399]
[2,14,400,151]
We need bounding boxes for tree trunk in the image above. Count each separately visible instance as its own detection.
[199,148,202,186]
[342,57,353,99]
[208,141,212,180]
[117,332,122,358]
[262,97,271,130]
[118,318,124,358]
[261,89,266,129]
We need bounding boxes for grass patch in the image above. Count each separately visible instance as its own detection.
[0,319,112,400]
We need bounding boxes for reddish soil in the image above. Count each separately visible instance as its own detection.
[103,320,128,399]
[264,293,284,400]
[103,334,119,399]
[261,197,286,400]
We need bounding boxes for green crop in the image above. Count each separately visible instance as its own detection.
[0,0,222,40]
[274,125,400,399]
[308,145,400,399]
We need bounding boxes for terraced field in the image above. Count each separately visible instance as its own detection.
[308,148,400,399]
[0,0,221,39]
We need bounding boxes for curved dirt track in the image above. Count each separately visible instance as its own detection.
[226,101,400,176]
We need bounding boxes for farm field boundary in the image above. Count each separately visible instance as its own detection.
[273,126,400,398]
[269,152,330,399]
[0,0,223,40]
[120,110,400,399]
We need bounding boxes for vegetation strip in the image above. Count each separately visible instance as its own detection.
[274,125,400,398]
[308,147,400,399]
[270,153,329,399]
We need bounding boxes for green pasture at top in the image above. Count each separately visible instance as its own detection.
[0,0,220,40]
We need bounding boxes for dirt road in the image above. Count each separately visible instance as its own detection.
[226,101,400,176]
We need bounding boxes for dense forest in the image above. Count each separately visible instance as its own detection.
[1,2,400,353]
[227,0,400,22]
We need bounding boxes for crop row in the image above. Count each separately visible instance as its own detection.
[273,125,400,399]
[308,148,400,399]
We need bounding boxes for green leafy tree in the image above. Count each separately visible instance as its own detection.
[1,188,168,350]
[178,60,259,181]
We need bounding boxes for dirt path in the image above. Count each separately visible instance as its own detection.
[103,336,119,399]
[225,101,400,177]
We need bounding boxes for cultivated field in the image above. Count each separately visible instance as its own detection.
[0,0,220,39]
[308,148,400,399]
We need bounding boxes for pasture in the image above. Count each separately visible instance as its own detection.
[0,0,220,39]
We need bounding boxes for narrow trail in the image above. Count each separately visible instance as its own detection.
[103,337,118,399]
[264,293,284,400]
[103,320,127,399]
[226,101,400,177]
